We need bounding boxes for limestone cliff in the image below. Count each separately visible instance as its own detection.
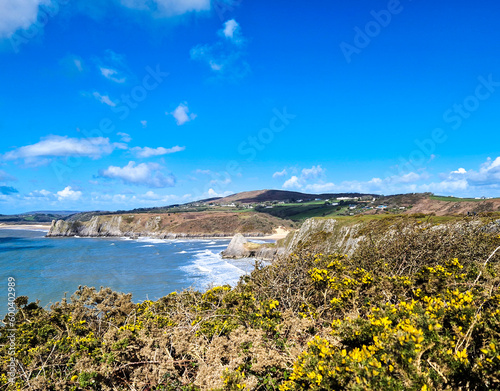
[47,211,290,238]
[283,218,364,255]
[221,218,365,260]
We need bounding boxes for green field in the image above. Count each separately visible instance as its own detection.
[429,195,494,202]
[255,202,359,221]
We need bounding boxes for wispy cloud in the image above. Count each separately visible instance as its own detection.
[119,0,211,16]
[169,102,197,125]
[27,189,52,198]
[99,161,176,188]
[60,54,85,76]
[99,67,126,83]
[0,170,16,182]
[3,135,116,164]
[117,132,132,143]
[190,19,249,79]
[94,50,131,84]
[272,169,288,179]
[131,145,185,158]
[92,91,116,107]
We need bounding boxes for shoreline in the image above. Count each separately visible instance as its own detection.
[0,224,291,241]
[0,224,51,231]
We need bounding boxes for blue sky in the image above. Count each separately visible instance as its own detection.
[0,0,500,214]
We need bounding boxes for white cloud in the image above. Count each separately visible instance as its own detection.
[56,186,82,201]
[451,168,467,175]
[281,164,433,195]
[272,169,288,178]
[301,165,325,180]
[0,0,49,37]
[140,120,148,128]
[304,182,337,193]
[421,157,500,194]
[100,161,176,188]
[26,189,52,198]
[206,188,232,198]
[131,145,185,158]
[190,19,249,79]
[318,158,500,196]
[169,102,196,125]
[283,176,301,189]
[117,132,132,143]
[221,19,243,44]
[99,67,126,83]
[120,0,210,16]
[194,169,212,175]
[93,91,116,107]
[210,177,231,186]
[282,165,325,189]
[3,135,116,163]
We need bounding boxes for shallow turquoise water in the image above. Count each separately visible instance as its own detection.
[0,229,256,315]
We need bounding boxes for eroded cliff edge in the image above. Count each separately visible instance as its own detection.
[223,215,500,261]
[46,212,292,238]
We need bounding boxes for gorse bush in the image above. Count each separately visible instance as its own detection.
[1,217,500,390]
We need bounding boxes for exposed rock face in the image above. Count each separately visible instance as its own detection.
[46,214,275,238]
[221,218,367,261]
[221,234,283,261]
[283,218,364,256]
[221,234,250,258]
[48,216,126,237]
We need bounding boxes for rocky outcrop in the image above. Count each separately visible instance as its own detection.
[48,216,127,237]
[283,218,364,256]
[221,234,280,261]
[47,215,271,238]
[221,234,251,258]
[221,218,366,261]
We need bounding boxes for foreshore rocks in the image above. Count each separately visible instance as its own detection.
[221,233,285,261]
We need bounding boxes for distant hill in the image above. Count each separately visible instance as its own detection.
[20,210,81,216]
[45,191,500,225]
[206,189,377,204]
[0,211,75,224]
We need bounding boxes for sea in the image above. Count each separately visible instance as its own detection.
[0,228,261,317]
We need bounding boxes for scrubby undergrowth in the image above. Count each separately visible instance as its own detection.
[2,217,500,390]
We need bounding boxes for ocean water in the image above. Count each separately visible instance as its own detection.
[0,229,258,315]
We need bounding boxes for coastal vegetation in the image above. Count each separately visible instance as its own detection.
[2,215,500,390]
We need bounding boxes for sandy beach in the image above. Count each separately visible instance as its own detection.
[248,227,292,241]
[0,224,51,231]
